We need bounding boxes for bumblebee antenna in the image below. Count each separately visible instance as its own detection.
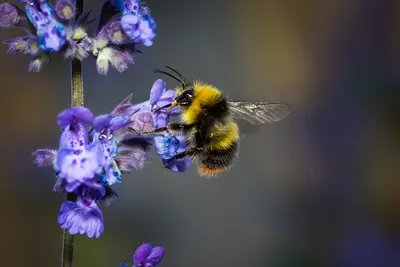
[153,69,186,88]
[164,65,184,79]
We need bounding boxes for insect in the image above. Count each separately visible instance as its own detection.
[136,65,290,177]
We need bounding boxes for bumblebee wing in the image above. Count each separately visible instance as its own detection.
[228,101,290,125]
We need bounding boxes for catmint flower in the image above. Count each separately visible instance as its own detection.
[114,0,156,46]
[133,243,164,267]
[3,36,39,55]
[92,113,131,186]
[56,107,105,183]
[1,0,156,74]
[127,79,191,172]
[25,0,67,52]
[58,181,105,238]
[99,95,152,173]
[154,135,191,173]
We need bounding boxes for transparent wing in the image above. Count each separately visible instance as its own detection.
[228,101,290,125]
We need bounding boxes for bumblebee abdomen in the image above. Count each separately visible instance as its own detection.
[208,120,239,150]
[198,140,238,177]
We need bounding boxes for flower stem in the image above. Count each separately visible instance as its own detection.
[62,1,84,267]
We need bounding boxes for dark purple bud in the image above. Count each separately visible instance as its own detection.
[104,21,125,44]
[0,3,22,28]
[55,0,76,20]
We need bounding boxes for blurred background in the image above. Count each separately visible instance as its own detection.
[1,0,400,266]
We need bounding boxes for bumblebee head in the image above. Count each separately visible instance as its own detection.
[153,65,195,111]
[173,88,195,106]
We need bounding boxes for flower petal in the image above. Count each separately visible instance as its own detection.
[110,114,131,131]
[154,136,179,160]
[147,246,165,265]
[131,111,154,132]
[56,142,105,183]
[98,159,122,186]
[120,12,140,40]
[57,107,94,127]
[93,114,112,132]
[133,243,152,265]
[58,199,104,238]
[149,79,165,105]
[137,14,156,46]
[59,122,89,150]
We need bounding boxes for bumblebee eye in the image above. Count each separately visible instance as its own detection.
[108,134,113,140]
[99,134,107,139]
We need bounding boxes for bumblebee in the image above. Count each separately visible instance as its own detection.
[138,66,290,177]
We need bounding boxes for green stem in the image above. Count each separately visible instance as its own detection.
[61,1,84,267]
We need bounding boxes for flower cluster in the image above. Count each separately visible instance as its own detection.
[0,0,156,74]
[33,95,152,238]
[121,243,164,267]
[32,81,190,238]
[127,79,191,173]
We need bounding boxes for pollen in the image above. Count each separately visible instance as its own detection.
[63,7,73,18]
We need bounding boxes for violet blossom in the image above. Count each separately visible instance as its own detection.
[32,96,153,238]
[127,79,192,173]
[121,243,164,267]
[0,0,156,74]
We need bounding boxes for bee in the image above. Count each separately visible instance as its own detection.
[137,66,290,177]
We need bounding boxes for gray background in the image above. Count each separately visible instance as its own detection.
[1,0,399,266]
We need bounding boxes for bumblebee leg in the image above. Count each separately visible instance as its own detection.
[162,148,199,168]
[167,123,197,135]
[135,126,168,136]
[138,123,196,136]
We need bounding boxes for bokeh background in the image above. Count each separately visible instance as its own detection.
[1,0,400,266]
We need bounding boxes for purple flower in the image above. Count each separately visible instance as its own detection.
[0,3,25,28]
[3,36,39,55]
[58,178,107,238]
[124,80,190,172]
[56,107,105,183]
[93,114,131,132]
[148,79,179,128]
[25,0,67,52]
[154,135,191,173]
[0,0,156,73]
[133,243,164,267]
[114,0,156,46]
[58,198,104,238]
